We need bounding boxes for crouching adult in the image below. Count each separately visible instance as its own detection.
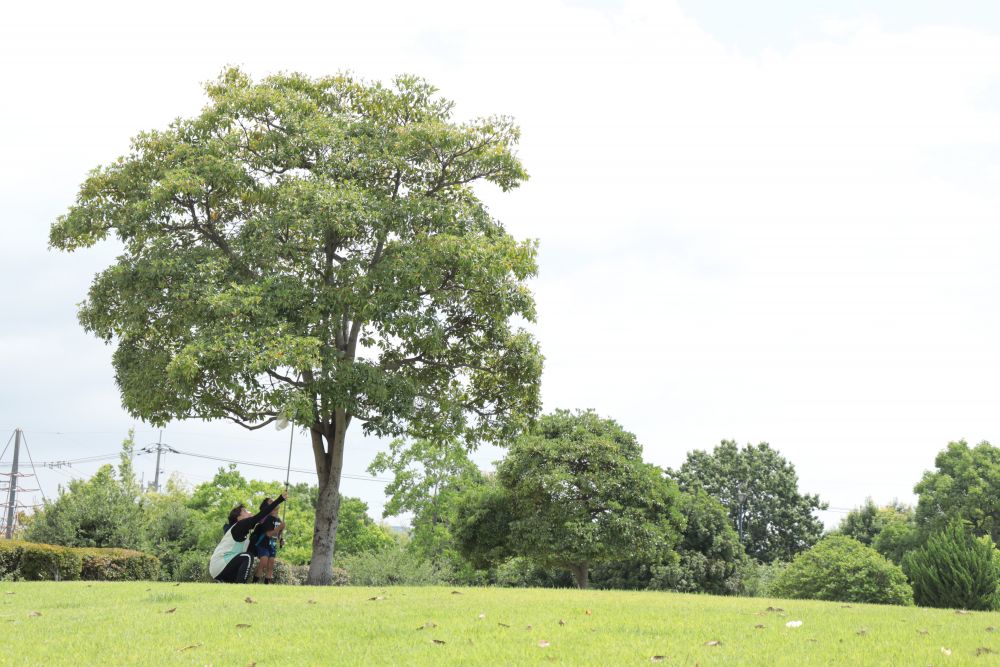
[209,491,287,583]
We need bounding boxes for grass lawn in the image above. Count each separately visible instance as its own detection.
[3,582,1000,666]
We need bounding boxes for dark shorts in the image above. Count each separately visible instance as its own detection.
[254,542,277,558]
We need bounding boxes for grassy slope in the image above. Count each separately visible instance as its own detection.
[3,582,1000,666]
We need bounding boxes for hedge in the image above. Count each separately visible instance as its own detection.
[0,540,26,579]
[0,540,159,581]
[77,548,160,581]
[19,543,83,581]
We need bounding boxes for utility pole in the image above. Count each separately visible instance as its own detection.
[152,430,164,493]
[4,429,21,539]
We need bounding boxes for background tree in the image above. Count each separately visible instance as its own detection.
[914,440,1000,543]
[24,432,145,550]
[457,410,683,589]
[837,498,882,546]
[369,437,483,577]
[592,487,745,594]
[669,441,826,563]
[836,498,918,564]
[50,68,542,584]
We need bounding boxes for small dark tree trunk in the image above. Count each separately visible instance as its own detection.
[307,413,347,585]
[570,563,589,590]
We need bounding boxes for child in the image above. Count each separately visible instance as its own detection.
[249,497,285,584]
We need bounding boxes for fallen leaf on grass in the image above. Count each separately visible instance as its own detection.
[856,629,867,636]
[451,591,462,595]
[176,643,202,652]
[941,647,952,656]
[754,624,766,629]
[244,597,256,604]
[498,623,510,628]
[988,626,997,632]
[247,663,256,667]
[163,608,177,614]
[650,657,666,664]
[918,629,929,635]
[416,622,438,631]
[559,619,566,626]
[538,640,550,648]
[307,600,317,605]
[431,639,446,645]
[526,625,533,631]
[27,611,41,617]
[704,640,722,646]
[584,610,592,616]
[236,624,251,629]
[786,621,803,628]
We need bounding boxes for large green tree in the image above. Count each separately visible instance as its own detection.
[669,441,826,563]
[50,69,542,583]
[457,410,683,589]
[914,440,1000,543]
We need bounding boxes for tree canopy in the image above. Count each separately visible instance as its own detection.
[50,68,542,583]
[914,440,1000,543]
[669,440,826,563]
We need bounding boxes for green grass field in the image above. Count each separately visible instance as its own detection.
[3,582,1000,666]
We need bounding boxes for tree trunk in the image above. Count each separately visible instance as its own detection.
[570,563,589,590]
[306,415,347,585]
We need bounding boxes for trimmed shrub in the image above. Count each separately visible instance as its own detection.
[331,566,349,586]
[76,548,160,581]
[19,543,83,581]
[0,540,26,580]
[773,536,913,605]
[903,521,1000,610]
[174,551,212,582]
[271,559,309,586]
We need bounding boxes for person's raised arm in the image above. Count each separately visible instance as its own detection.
[230,492,287,541]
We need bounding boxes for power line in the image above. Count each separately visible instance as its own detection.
[0,452,124,468]
[153,446,392,484]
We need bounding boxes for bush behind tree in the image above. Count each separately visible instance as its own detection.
[736,560,788,597]
[772,535,913,606]
[339,544,451,586]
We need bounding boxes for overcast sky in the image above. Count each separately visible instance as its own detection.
[4,0,1000,527]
